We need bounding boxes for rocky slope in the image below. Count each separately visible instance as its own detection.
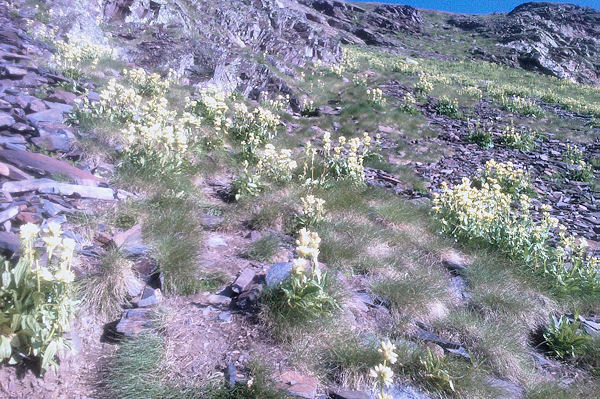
[0,1,599,398]
[38,0,600,92]
[449,2,600,85]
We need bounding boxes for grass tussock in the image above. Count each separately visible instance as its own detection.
[143,194,203,295]
[80,249,137,320]
[244,234,281,262]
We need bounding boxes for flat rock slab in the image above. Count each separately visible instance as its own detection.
[206,235,228,249]
[2,178,116,200]
[278,371,318,399]
[26,109,64,123]
[0,150,104,185]
[32,134,70,152]
[0,112,15,128]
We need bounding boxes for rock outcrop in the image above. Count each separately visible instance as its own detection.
[449,2,600,85]
[41,0,423,98]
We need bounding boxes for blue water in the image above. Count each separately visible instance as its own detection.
[351,0,600,14]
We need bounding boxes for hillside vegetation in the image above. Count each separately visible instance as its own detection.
[0,1,598,399]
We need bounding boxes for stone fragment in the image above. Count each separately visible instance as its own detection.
[0,112,15,128]
[116,308,155,337]
[136,287,163,307]
[47,90,77,105]
[14,211,42,224]
[0,65,27,79]
[113,224,147,256]
[265,262,293,288]
[486,378,525,399]
[204,293,232,307]
[2,179,115,200]
[8,122,34,133]
[43,101,73,113]
[329,390,369,399]
[388,384,433,399]
[278,371,318,399]
[0,231,19,255]
[218,311,232,323]
[231,268,256,294]
[0,150,105,185]
[206,235,228,249]
[26,109,64,123]
[25,98,47,113]
[225,363,238,387]
[32,134,70,152]
[412,323,470,359]
[200,212,223,230]
[442,258,467,274]
[0,162,8,176]
[125,275,145,298]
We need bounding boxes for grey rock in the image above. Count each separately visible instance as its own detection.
[225,363,238,387]
[32,134,71,152]
[136,287,163,307]
[486,378,525,399]
[2,179,116,200]
[205,294,232,307]
[231,268,256,294]
[0,206,18,223]
[206,235,228,249]
[125,275,146,298]
[328,390,369,399]
[218,311,233,323]
[412,323,470,359]
[43,101,73,113]
[0,65,27,79]
[0,112,15,128]
[41,199,63,217]
[442,258,467,274]
[0,231,20,255]
[26,109,64,123]
[200,213,223,230]
[448,3,600,85]
[265,262,293,288]
[388,384,433,399]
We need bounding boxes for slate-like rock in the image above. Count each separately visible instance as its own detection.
[32,134,71,152]
[26,109,64,123]
[2,178,115,200]
[0,150,104,185]
[48,90,77,105]
[0,112,15,128]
